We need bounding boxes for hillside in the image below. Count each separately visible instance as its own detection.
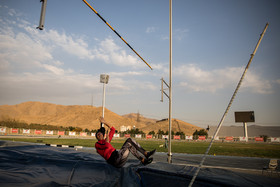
[122,113,202,135]
[0,102,201,134]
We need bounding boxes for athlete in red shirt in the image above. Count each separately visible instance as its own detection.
[95,117,156,168]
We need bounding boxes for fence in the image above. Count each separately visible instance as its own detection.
[0,127,279,142]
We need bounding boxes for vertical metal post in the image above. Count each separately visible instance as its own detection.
[102,83,106,120]
[167,0,173,164]
[161,78,163,102]
[244,122,248,142]
[37,0,47,30]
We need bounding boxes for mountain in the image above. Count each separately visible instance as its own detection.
[122,113,201,135]
[0,101,202,134]
[0,101,138,131]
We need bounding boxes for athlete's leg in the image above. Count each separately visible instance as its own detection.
[125,138,147,155]
[113,138,144,167]
[125,138,156,158]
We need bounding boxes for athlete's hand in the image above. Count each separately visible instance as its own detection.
[99,117,111,128]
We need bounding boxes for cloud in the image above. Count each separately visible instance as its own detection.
[0,6,156,105]
[42,64,65,75]
[26,28,147,69]
[242,71,273,94]
[42,29,95,60]
[95,37,145,68]
[174,64,273,94]
[0,29,53,72]
[160,35,169,41]
[159,28,189,41]
[174,28,189,41]
[151,63,168,72]
[0,71,101,104]
[146,27,157,33]
[110,71,146,77]
[0,6,149,74]
[22,26,95,60]
[8,8,17,17]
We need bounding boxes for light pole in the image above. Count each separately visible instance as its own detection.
[100,74,109,127]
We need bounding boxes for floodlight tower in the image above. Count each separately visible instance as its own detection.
[100,74,109,127]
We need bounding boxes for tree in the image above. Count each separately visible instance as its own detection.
[157,129,165,135]
[148,130,155,135]
[66,126,75,131]
[193,129,208,140]
[175,131,185,136]
[123,128,144,135]
[260,135,268,142]
[74,127,82,132]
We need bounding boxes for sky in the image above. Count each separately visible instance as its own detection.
[0,0,279,128]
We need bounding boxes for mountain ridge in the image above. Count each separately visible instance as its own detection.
[0,101,202,135]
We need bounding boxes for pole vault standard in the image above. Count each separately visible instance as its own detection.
[188,23,269,187]
[168,0,173,164]
[82,0,153,70]
[160,0,173,164]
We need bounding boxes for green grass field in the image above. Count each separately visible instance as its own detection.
[1,137,280,158]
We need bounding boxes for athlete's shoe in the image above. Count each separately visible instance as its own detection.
[142,157,153,166]
[146,149,156,158]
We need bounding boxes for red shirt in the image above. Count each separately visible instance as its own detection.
[95,126,116,160]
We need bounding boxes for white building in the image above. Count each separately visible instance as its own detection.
[120,125,131,132]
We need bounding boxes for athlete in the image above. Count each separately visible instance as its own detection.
[95,117,156,168]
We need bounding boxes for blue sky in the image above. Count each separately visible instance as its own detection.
[0,0,279,128]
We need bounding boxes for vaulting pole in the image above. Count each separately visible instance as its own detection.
[82,0,152,70]
[188,23,269,187]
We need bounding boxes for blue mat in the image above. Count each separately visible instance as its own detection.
[0,140,279,187]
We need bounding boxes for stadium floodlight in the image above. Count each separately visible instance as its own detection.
[37,0,48,30]
[100,74,109,84]
[100,74,109,127]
